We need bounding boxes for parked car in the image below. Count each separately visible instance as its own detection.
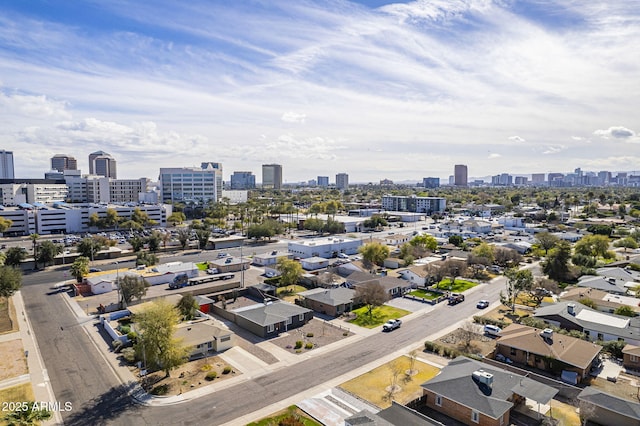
[337,253,349,259]
[477,300,490,309]
[484,324,502,337]
[265,271,276,278]
[495,353,513,364]
[448,293,465,305]
[382,319,402,332]
[89,268,101,273]
[217,252,228,258]
[206,268,219,275]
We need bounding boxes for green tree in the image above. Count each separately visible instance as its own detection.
[471,242,495,264]
[167,212,186,226]
[120,220,143,232]
[354,281,389,318]
[146,231,162,253]
[134,299,190,378]
[103,208,121,229]
[578,298,597,309]
[70,256,90,282]
[4,247,26,267]
[0,265,22,298]
[410,234,438,252]
[29,233,39,268]
[276,257,303,291]
[77,237,104,261]
[36,240,62,267]
[118,275,149,307]
[502,268,534,312]
[303,218,325,233]
[574,235,610,262]
[176,293,199,321]
[136,251,158,267]
[2,403,52,425]
[358,242,390,268]
[132,207,156,227]
[542,240,572,281]
[88,212,102,228]
[614,305,635,317]
[176,228,191,250]
[194,229,211,250]
[534,232,560,255]
[129,235,145,252]
[448,235,463,247]
[614,236,638,252]
[362,215,387,230]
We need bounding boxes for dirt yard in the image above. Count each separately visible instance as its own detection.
[0,296,18,334]
[272,318,353,354]
[435,327,497,357]
[0,339,28,382]
[130,356,240,396]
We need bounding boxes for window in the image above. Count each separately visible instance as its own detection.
[299,314,304,321]
[631,355,638,362]
[267,324,274,333]
[220,336,230,342]
[510,348,517,356]
[597,333,604,341]
[286,317,292,326]
[471,410,479,423]
[435,394,442,407]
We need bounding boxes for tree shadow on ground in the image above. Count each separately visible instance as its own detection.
[63,382,143,426]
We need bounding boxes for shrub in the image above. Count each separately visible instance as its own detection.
[150,384,169,395]
[127,331,138,343]
[222,366,232,375]
[200,364,212,372]
[294,340,303,349]
[305,342,313,349]
[473,316,507,328]
[306,333,314,338]
[112,340,123,353]
[119,325,131,335]
[121,347,136,363]
[424,341,436,352]
[205,371,217,381]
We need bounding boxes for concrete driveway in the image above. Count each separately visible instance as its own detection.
[385,296,435,312]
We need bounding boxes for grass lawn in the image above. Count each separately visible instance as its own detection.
[340,356,440,409]
[0,383,34,407]
[348,305,411,329]
[407,289,441,300]
[435,278,477,293]
[546,399,580,426]
[247,406,322,426]
[276,285,307,296]
[196,262,208,271]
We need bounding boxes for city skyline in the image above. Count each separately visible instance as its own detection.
[1,1,638,182]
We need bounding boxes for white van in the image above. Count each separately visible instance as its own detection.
[484,324,502,337]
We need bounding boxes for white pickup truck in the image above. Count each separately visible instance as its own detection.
[382,319,402,332]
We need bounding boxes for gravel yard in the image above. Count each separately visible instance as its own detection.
[272,318,353,354]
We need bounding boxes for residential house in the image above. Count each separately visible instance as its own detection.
[345,271,406,298]
[533,301,640,345]
[576,275,629,295]
[297,287,355,316]
[559,287,640,316]
[383,257,404,269]
[578,387,640,426]
[231,299,313,338]
[345,402,442,426]
[495,324,601,383]
[174,319,234,358]
[397,265,431,286]
[596,267,640,283]
[420,356,557,426]
[622,344,640,371]
[86,276,115,295]
[382,233,410,247]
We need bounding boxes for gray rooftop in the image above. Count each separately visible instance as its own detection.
[232,300,311,327]
[298,287,356,306]
[578,387,640,420]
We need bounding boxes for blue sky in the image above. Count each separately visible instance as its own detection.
[1,0,638,183]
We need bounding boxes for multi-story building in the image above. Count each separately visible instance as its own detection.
[262,164,282,189]
[547,173,565,187]
[335,173,349,190]
[317,176,329,187]
[88,151,117,179]
[531,173,546,184]
[159,165,219,204]
[514,176,528,185]
[454,165,467,186]
[382,195,446,214]
[0,179,68,206]
[423,177,440,188]
[230,171,256,190]
[200,162,223,200]
[50,154,78,172]
[491,173,512,186]
[0,150,15,179]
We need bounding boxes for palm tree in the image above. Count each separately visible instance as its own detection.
[3,404,52,425]
[29,233,39,270]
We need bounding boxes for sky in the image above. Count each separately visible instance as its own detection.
[1,0,639,184]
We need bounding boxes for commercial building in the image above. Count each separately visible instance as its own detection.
[335,173,349,190]
[422,177,440,188]
[317,176,329,187]
[51,154,78,172]
[230,171,255,190]
[262,164,282,189]
[287,236,362,259]
[159,163,222,204]
[0,179,68,206]
[381,195,446,214]
[0,150,15,179]
[454,164,467,187]
[88,151,117,179]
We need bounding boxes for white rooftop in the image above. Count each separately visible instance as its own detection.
[576,309,630,329]
[602,293,640,307]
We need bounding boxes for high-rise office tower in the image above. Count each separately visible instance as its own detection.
[454,165,468,186]
[230,171,256,190]
[0,150,14,179]
[262,164,283,189]
[51,154,78,172]
[160,163,221,204]
[88,151,117,178]
[335,173,349,190]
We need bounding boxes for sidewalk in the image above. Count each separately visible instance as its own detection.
[9,291,63,426]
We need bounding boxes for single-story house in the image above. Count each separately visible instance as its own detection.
[495,324,601,382]
[576,275,629,295]
[208,256,250,273]
[300,256,330,271]
[174,319,235,358]
[86,277,115,295]
[383,257,404,269]
[420,356,557,426]
[622,344,640,371]
[345,402,441,426]
[252,251,293,266]
[297,287,356,316]
[578,386,640,426]
[383,233,410,247]
[533,301,640,345]
[231,299,313,338]
[346,271,406,298]
[596,267,640,283]
[397,264,435,286]
[559,287,640,316]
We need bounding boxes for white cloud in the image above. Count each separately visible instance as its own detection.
[542,145,567,155]
[281,111,307,123]
[0,90,71,120]
[594,126,636,139]
[488,153,501,159]
[508,135,525,142]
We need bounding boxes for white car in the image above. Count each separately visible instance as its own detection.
[382,319,402,331]
[265,271,276,278]
[337,253,349,259]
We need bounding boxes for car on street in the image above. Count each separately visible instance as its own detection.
[265,271,276,278]
[477,300,490,309]
[382,319,402,331]
[448,293,465,305]
[206,268,219,275]
[89,268,101,273]
[217,252,228,258]
[337,253,349,259]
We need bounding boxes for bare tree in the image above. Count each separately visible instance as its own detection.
[354,281,389,318]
